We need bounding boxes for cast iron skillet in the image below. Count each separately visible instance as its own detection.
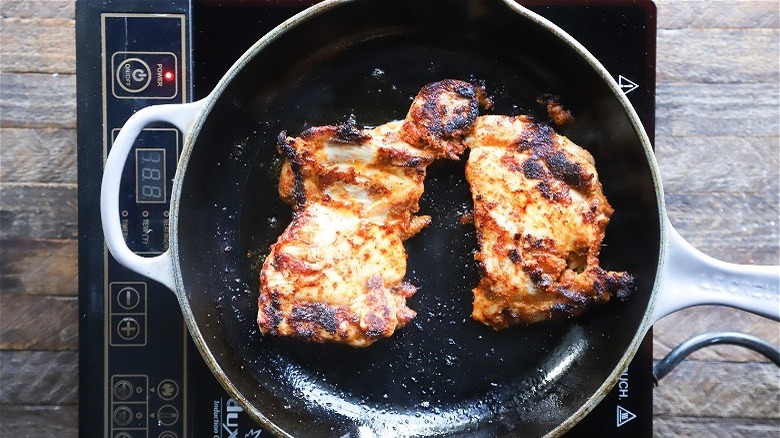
[100,0,779,436]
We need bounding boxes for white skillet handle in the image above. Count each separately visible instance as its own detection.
[652,217,780,323]
[100,101,204,291]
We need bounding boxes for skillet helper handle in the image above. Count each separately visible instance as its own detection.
[100,101,204,292]
[652,331,780,384]
[652,217,780,323]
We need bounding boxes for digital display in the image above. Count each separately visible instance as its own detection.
[135,148,166,203]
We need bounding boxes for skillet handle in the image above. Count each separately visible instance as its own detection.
[100,101,204,291]
[652,216,780,323]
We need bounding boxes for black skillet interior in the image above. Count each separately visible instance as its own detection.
[176,0,660,436]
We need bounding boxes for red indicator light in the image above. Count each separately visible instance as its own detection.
[163,71,175,82]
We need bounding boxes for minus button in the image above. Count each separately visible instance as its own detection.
[117,286,141,310]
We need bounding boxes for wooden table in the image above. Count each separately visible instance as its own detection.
[1,0,777,436]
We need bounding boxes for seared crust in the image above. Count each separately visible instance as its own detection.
[464,115,634,329]
[400,79,491,159]
[258,80,486,346]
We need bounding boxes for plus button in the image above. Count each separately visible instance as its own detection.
[117,317,140,340]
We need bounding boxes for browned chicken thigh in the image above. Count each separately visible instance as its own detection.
[464,115,634,329]
[257,80,487,346]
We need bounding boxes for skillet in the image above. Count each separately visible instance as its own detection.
[100,0,780,436]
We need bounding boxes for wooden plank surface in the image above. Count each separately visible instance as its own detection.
[0,17,75,74]
[0,0,777,437]
[0,294,78,350]
[656,0,780,29]
[656,28,779,83]
[655,83,779,137]
[656,135,779,194]
[0,73,76,129]
[654,417,780,438]
[0,239,78,296]
[0,351,78,404]
[652,2,780,433]
[0,128,77,183]
[653,361,780,418]
[0,0,75,19]
[0,184,77,240]
[0,405,78,438]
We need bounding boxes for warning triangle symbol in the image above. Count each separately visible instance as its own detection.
[617,75,639,94]
[616,405,637,427]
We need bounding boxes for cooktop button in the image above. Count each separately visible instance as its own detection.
[157,404,179,426]
[112,405,133,426]
[157,379,179,401]
[111,52,178,99]
[116,286,141,310]
[116,317,140,341]
[115,57,151,93]
[112,380,134,400]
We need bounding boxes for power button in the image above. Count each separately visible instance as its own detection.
[115,58,152,93]
[111,51,178,99]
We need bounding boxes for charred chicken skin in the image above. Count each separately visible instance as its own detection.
[464,115,635,329]
[258,80,488,346]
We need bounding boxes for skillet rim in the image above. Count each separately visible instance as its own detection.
[167,0,667,436]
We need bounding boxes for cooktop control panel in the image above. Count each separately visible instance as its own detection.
[105,13,186,438]
[104,13,187,438]
[80,6,191,437]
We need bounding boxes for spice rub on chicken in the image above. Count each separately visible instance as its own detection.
[258,79,489,346]
[464,115,634,329]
